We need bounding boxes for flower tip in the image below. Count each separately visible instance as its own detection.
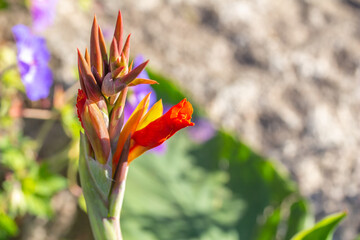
[178,98,195,126]
[114,10,123,50]
[92,14,98,25]
[116,11,123,25]
[77,48,85,62]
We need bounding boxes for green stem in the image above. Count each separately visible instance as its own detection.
[105,217,122,240]
[108,165,128,218]
[79,134,126,240]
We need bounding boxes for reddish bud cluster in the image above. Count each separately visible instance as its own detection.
[76,11,194,172]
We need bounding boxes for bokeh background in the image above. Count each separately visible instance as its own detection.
[1,0,360,239]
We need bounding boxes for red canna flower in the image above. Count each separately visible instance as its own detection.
[75,11,195,168]
[130,99,194,153]
[112,94,194,168]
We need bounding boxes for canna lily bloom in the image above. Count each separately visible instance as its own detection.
[130,98,194,160]
[76,11,194,240]
[112,94,194,169]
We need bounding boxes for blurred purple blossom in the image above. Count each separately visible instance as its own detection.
[149,141,167,155]
[31,0,58,32]
[123,55,156,122]
[12,25,53,101]
[187,118,216,143]
[134,55,150,79]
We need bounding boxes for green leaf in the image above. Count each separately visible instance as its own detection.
[1,148,27,171]
[285,199,313,240]
[1,68,23,92]
[291,212,347,240]
[0,0,8,10]
[189,131,296,239]
[33,175,67,196]
[256,207,281,240]
[78,193,87,213]
[0,213,18,239]
[24,194,53,217]
[122,132,244,240]
[60,103,82,138]
[32,163,68,196]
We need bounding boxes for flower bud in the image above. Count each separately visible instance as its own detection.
[77,89,110,164]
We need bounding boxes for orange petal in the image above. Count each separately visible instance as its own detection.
[127,144,147,164]
[112,93,151,172]
[128,78,158,87]
[129,99,194,162]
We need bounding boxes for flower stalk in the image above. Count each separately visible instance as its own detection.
[77,11,194,240]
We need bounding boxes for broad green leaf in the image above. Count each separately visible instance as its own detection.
[291,212,347,240]
[122,132,243,240]
[189,131,296,239]
[145,70,303,239]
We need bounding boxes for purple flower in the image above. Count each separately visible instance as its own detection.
[31,0,58,32]
[12,25,53,101]
[187,118,216,143]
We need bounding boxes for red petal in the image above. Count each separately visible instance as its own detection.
[131,99,194,148]
[76,89,87,128]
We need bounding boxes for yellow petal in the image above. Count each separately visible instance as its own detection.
[127,143,148,164]
[137,99,163,131]
[112,93,150,172]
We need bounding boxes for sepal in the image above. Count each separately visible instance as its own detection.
[128,78,158,87]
